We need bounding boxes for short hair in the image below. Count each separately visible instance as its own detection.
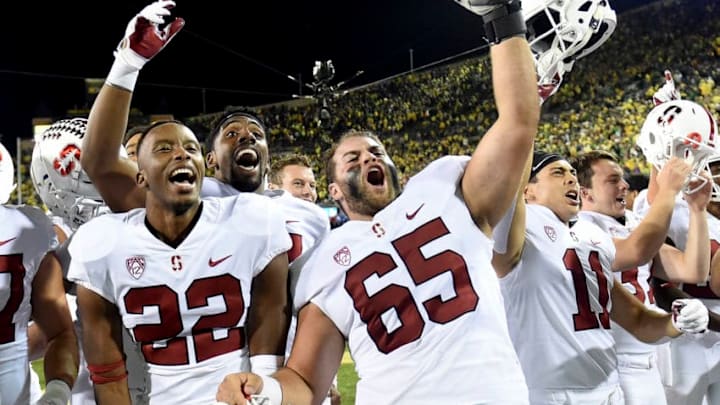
[569,150,619,188]
[324,129,383,186]
[135,120,186,160]
[124,125,149,146]
[269,154,313,185]
[205,108,266,153]
[626,173,649,191]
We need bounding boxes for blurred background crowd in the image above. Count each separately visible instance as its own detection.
[9,0,720,212]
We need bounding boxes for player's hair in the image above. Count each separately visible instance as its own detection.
[123,125,150,146]
[569,150,619,188]
[135,120,187,159]
[269,154,313,186]
[205,108,266,153]
[626,173,649,192]
[324,129,383,185]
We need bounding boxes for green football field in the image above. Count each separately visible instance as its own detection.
[32,353,360,403]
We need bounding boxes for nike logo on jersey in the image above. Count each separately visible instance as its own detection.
[0,237,17,246]
[286,220,300,224]
[209,254,232,267]
[590,240,602,246]
[406,203,425,220]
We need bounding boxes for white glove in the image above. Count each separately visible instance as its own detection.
[653,70,681,106]
[107,0,185,90]
[35,380,71,405]
[672,298,708,334]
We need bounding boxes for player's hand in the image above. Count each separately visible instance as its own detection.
[114,0,185,71]
[653,70,681,106]
[655,157,692,196]
[672,298,708,334]
[684,171,712,210]
[216,372,264,405]
[35,380,72,405]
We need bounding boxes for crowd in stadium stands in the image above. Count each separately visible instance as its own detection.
[10,0,720,210]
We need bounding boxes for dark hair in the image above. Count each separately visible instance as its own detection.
[569,150,618,188]
[626,173,649,191]
[205,108,266,153]
[269,154,313,185]
[135,120,186,158]
[324,129,383,185]
[124,125,150,146]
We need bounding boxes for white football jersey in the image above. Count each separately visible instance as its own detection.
[294,156,528,405]
[501,205,618,392]
[0,205,58,405]
[67,195,291,404]
[576,210,662,355]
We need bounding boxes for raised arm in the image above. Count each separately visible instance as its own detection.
[653,175,711,283]
[455,1,539,235]
[31,252,78,405]
[492,151,531,277]
[83,1,184,212]
[613,157,690,270]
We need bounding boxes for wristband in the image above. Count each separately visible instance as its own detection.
[36,379,71,405]
[106,58,140,92]
[482,1,527,45]
[258,374,283,405]
[250,355,284,376]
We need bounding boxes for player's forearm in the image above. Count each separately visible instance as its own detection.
[678,208,710,282]
[248,305,291,356]
[632,311,681,343]
[627,189,676,264]
[43,328,79,388]
[93,381,133,405]
[83,84,132,178]
[274,367,317,405]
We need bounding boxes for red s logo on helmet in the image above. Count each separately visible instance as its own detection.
[53,144,82,176]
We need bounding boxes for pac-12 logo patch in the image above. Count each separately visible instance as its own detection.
[333,246,351,266]
[126,256,146,279]
[544,225,557,242]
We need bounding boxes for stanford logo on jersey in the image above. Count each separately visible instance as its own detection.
[53,144,81,176]
[126,256,146,279]
[544,225,557,242]
[333,246,351,266]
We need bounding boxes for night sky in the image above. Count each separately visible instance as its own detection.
[0,0,648,144]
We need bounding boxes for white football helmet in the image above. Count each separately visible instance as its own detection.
[0,142,16,204]
[637,100,719,194]
[705,153,720,202]
[30,118,108,230]
[524,0,617,97]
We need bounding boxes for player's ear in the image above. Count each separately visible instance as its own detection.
[328,182,343,202]
[580,186,592,202]
[206,150,218,169]
[523,183,535,202]
[136,170,148,189]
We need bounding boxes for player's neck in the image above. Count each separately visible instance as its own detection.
[145,202,203,248]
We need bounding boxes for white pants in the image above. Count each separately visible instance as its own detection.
[617,352,667,405]
[666,332,720,405]
[529,384,624,405]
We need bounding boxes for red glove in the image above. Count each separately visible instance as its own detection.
[107,1,185,90]
[652,70,681,106]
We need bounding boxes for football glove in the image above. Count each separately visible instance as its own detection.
[35,380,71,405]
[453,0,526,44]
[672,298,708,334]
[653,70,681,106]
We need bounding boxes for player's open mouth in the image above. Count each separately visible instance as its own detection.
[169,167,197,192]
[565,190,579,205]
[234,148,259,170]
[616,197,626,206]
[367,166,385,187]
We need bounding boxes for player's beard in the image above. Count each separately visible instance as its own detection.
[342,164,400,218]
[228,165,265,193]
